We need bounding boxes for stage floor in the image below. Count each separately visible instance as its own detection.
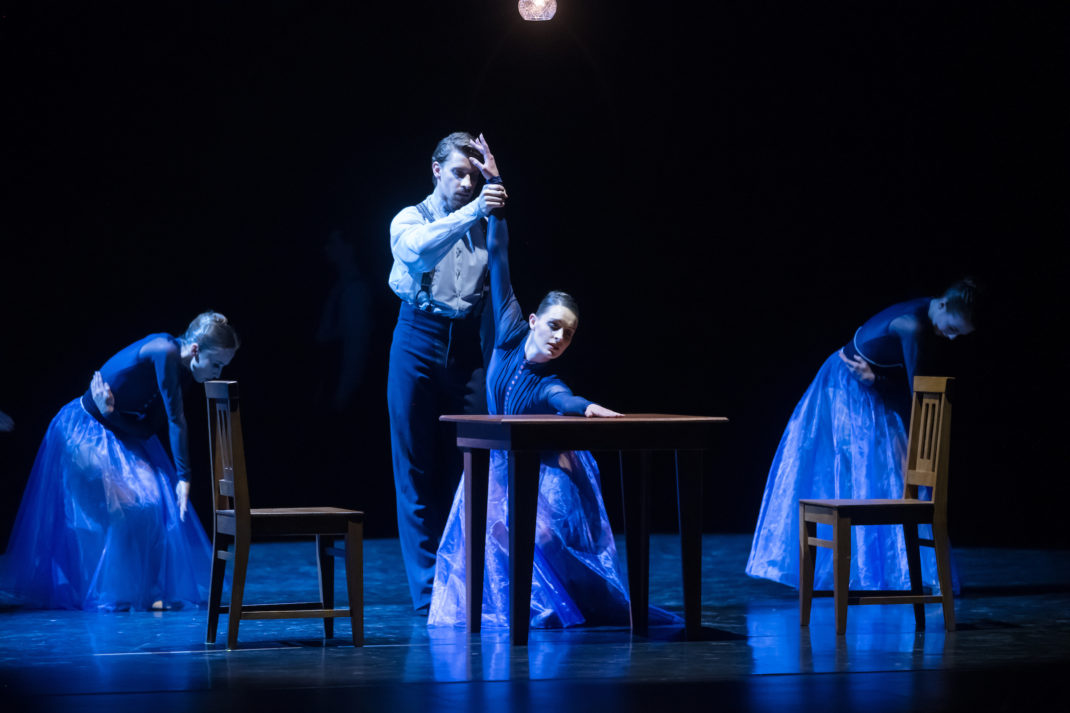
[2,535,1068,712]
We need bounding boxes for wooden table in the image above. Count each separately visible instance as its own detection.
[439,413,728,645]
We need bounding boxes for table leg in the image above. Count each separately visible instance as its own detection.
[464,448,490,634]
[620,450,651,636]
[508,450,541,646]
[676,449,703,639]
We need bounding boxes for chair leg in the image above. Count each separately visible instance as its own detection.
[833,516,851,635]
[903,523,925,630]
[226,535,250,650]
[206,531,231,644]
[345,519,364,647]
[932,522,956,631]
[317,535,335,639]
[799,504,816,627]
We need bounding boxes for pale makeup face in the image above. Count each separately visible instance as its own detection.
[930,300,975,340]
[189,346,236,383]
[433,149,480,211]
[527,305,578,362]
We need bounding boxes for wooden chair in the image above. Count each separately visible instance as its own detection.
[799,376,956,635]
[204,380,364,649]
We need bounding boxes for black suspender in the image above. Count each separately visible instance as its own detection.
[414,200,436,309]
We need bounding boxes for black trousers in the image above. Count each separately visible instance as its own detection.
[386,302,488,611]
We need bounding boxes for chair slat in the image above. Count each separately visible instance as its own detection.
[905,470,936,488]
[213,603,354,616]
[852,594,943,605]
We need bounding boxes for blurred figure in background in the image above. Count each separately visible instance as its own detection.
[316,228,371,415]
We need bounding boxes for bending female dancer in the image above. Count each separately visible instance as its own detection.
[746,282,978,591]
[427,139,653,628]
[0,312,239,610]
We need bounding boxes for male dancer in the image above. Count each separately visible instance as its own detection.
[387,132,506,612]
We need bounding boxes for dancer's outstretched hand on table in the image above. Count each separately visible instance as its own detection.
[585,403,623,418]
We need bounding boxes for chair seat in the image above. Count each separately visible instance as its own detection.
[800,498,934,526]
[216,507,363,537]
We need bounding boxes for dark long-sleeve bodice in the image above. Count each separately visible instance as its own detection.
[842,297,933,389]
[485,217,591,417]
[81,333,193,480]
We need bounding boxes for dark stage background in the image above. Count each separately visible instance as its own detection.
[1,1,1066,549]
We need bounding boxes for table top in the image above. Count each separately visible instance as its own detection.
[440,413,728,451]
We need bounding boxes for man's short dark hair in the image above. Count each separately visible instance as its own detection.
[432,132,480,167]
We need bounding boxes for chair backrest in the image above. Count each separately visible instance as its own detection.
[205,380,251,520]
[903,376,954,513]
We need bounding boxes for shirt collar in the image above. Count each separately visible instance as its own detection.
[427,191,449,219]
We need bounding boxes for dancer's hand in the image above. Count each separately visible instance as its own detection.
[468,133,500,179]
[0,410,13,432]
[91,371,115,414]
[585,403,623,418]
[839,349,875,385]
[176,480,190,522]
[477,182,508,216]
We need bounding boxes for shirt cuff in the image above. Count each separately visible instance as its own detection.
[458,198,487,220]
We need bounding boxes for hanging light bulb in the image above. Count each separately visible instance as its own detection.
[518,0,557,22]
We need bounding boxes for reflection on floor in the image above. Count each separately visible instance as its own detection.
[2,535,1068,712]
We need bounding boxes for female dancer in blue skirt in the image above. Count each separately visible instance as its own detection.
[0,311,239,611]
[427,137,652,629]
[746,282,978,592]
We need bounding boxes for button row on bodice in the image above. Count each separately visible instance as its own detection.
[502,361,530,415]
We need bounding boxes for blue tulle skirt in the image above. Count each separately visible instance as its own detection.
[429,449,679,629]
[746,353,958,593]
[0,400,212,611]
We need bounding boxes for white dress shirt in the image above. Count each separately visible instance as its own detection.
[388,191,489,318]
